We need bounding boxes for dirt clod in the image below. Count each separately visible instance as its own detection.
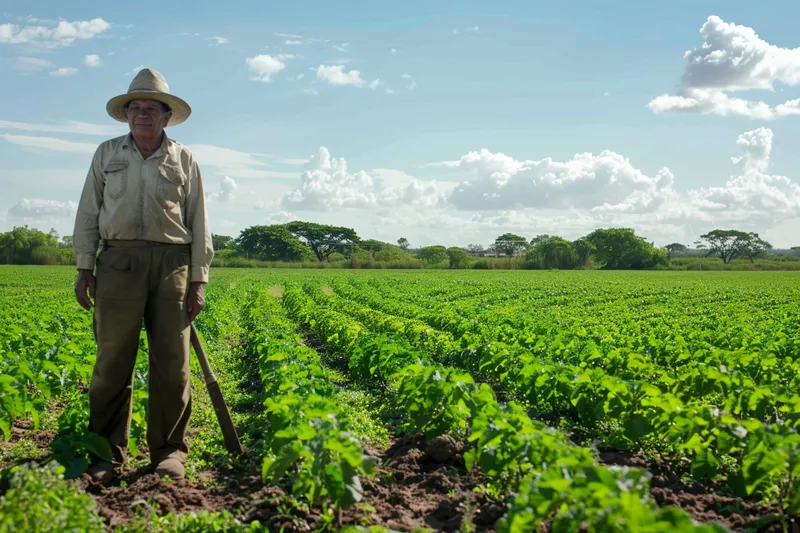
[425,434,459,464]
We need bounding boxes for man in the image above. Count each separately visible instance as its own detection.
[73,67,214,482]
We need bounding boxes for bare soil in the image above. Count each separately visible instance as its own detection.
[74,433,500,532]
[598,450,798,533]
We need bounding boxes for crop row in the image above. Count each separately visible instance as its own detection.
[281,282,726,531]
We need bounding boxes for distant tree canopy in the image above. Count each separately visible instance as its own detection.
[0,226,75,265]
[283,221,360,262]
[695,229,772,264]
[494,233,528,256]
[235,225,314,262]
[212,234,235,251]
[418,245,448,264]
[0,220,789,269]
[664,243,687,259]
[446,247,469,269]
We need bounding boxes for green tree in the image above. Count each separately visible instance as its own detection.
[0,226,59,264]
[417,245,448,264]
[466,244,484,253]
[235,225,314,261]
[585,228,667,269]
[212,234,235,251]
[446,247,469,269]
[494,233,528,256]
[397,237,410,250]
[284,221,360,262]
[572,238,593,268]
[356,239,410,261]
[792,246,800,256]
[60,235,73,248]
[527,236,577,269]
[664,243,687,260]
[529,234,555,248]
[694,229,751,264]
[739,233,772,263]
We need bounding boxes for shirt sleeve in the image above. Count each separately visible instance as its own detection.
[186,160,214,283]
[72,148,104,271]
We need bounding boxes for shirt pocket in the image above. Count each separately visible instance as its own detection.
[157,163,187,209]
[103,160,128,201]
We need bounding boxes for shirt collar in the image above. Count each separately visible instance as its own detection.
[122,131,174,161]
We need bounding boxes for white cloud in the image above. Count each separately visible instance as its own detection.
[210,36,228,46]
[285,40,302,45]
[649,16,800,119]
[316,64,365,86]
[385,88,395,95]
[428,127,800,236]
[304,88,319,96]
[0,18,111,48]
[390,48,396,53]
[436,148,677,212]
[333,42,349,52]
[0,134,96,153]
[49,67,78,77]
[83,54,102,67]
[274,32,304,39]
[401,73,412,79]
[209,176,237,202]
[0,119,124,136]
[280,147,452,211]
[8,198,77,218]
[288,73,305,81]
[368,79,380,90]
[246,54,287,82]
[408,81,417,90]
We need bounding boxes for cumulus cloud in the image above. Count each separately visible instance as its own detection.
[246,54,289,82]
[0,18,111,48]
[435,148,678,213]
[280,148,451,211]
[8,198,77,218]
[316,64,365,86]
[686,128,800,219]
[429,127,800,233]
[209,176,237,202]
[649,16,800,119]
[83,54,102,67]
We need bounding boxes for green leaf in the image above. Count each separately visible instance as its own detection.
[79,432,113,462]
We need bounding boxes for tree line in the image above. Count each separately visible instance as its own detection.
[0,222,792,270]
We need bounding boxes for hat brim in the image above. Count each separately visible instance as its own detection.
[106,90,191,127]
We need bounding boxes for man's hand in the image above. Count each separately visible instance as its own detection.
[75,269,96,310]
[188,282,205,322]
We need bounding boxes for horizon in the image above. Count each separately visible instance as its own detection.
[2,1,800,249]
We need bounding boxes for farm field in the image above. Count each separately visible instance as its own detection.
[1,266,799,533]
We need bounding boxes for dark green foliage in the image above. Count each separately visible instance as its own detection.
[0,462,106,532]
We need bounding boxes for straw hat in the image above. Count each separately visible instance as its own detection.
[106,68,191,127]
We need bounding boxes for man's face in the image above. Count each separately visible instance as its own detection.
[125,98,172,140]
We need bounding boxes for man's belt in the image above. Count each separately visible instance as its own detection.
[103,239,189,248]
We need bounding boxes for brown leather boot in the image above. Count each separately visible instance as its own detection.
[86,460,116,482]
[154,457,185,480]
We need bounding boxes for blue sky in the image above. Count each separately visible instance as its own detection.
[2,0,800,249]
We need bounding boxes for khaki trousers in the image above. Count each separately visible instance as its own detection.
[88,240,192,467]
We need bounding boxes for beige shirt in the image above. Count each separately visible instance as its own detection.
[73,132,214,283]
